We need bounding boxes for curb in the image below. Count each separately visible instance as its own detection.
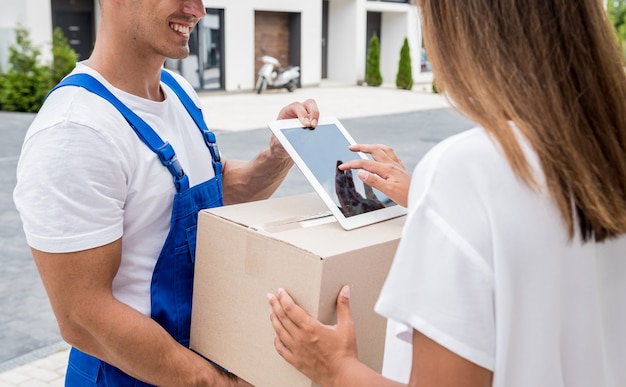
[0,342,69,374]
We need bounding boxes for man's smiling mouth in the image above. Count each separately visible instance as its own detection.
[170,23,192,34]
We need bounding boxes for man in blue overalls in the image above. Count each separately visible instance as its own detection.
[13,0,319,385]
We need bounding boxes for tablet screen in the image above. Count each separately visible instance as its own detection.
[280,123,398,218]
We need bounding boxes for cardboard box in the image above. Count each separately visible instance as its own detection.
[190,193,405,387]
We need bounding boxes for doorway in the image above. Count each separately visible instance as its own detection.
[322,0,329,79]
[366,11,382,58]
[51,0,95,60]
[254,11,302,86]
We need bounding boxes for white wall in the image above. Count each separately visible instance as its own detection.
[407,5,422,81]
[201,2,251,91]
[380,12,407,84]
[327,0,421,85]
[327,0,362,83]
[0,0,420,89]
[365,1,422,86]
[0,27,14,72]
[0,0,53,70]
[203,0,322,91]
[24,0,53,60]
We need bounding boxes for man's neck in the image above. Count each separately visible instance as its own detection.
[85,43,166,102]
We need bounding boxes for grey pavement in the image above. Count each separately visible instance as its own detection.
[0,112,65,368]
[0,76,476,385]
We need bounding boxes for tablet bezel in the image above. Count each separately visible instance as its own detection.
[267,116,407,230]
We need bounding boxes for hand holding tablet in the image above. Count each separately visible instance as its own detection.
[267,117,407,230]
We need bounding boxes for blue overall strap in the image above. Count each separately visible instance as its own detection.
[49,74,190,192]
[159,70,222,180]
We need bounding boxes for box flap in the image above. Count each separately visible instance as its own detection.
[205,193,406,258]
[277,216,405,257]
[204,192,328,227]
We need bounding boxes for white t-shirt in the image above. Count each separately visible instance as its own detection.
[13,63,216,317]
[376,128,626,386]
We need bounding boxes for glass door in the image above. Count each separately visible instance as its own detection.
[164,8,225,91]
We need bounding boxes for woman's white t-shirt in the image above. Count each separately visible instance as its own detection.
[376,128,626,386]
[13,63,216,317]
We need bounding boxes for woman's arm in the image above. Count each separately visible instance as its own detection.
[268,286,492,387]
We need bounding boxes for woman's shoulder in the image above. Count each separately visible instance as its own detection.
[408,126,523,214]
[422,127,500,170]
[413,128,504,187]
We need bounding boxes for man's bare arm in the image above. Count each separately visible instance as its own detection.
[221,99,319,205]
[33,240,247,386]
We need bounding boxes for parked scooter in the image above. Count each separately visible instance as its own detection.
[256,55,300,94]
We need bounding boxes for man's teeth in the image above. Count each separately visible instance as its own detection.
[171,24,192,34]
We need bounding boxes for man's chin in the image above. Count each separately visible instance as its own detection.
[167,48,191,60]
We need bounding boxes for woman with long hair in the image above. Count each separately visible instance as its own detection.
[268,1,626,386]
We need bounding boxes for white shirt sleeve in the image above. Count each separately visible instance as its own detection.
[14,120,127,253]
[375,130,496,372]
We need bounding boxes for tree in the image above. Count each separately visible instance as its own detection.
[366,32,383,87]
[432,78,440,94]
[396,38,413,90]
[607,0,626,57]
[0,26,51,112]
[51,27,77,85]
[0,26,77,112]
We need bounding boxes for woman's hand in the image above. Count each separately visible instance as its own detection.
[339,144,411,207]
[267,286,359,386]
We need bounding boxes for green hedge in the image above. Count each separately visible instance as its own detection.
[0,26,77,112]
[608,0,626,58]
[51,27,78,86]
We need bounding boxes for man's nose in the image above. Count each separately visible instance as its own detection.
[183,0,206,19]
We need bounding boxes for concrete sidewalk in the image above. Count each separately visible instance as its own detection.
[200,74,443,132]
[0,73,449,386]
[0,343,69,386]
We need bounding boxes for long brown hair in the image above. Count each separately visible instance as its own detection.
[418,0,626,242]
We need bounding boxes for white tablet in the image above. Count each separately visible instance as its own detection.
[268,117,407,230]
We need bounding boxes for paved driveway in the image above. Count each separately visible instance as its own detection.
[0,88,476,371]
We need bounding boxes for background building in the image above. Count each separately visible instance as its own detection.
[0,0,425,92]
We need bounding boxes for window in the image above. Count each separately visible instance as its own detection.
[164,8,225,90]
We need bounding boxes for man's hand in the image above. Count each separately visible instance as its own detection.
[276,98,319,126]
[339,144,411,207]
[270,99,319,160]
[222,99,319,204]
